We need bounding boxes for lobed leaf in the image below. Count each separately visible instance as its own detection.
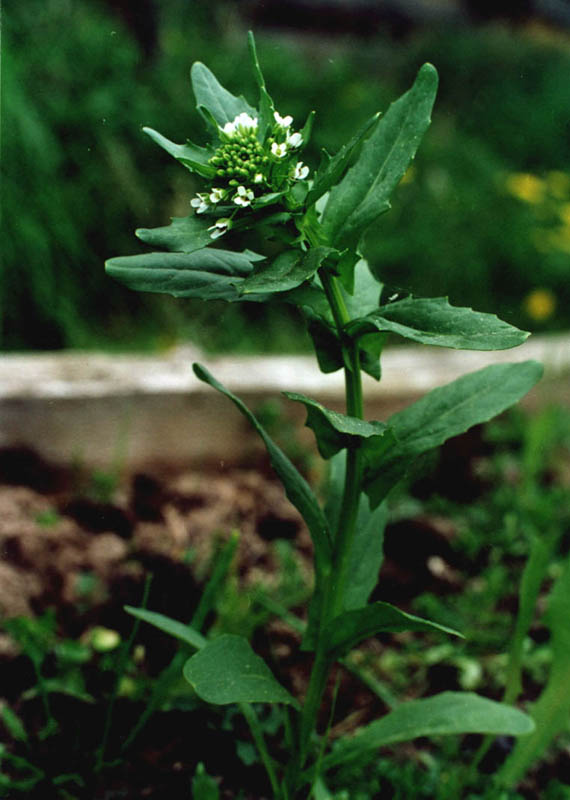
[191,62,257,127]
[362,361,544,507]
[183,634,299,707]
[322,63,438,247]
[284,392,393,460]
[142,127,216,178]
[347,296,530,351]
[322,692,535,770]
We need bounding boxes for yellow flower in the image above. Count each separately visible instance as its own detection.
[505,173,545,204]
[523,288,556,321]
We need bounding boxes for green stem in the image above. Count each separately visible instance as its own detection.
[240,702,281,798]
[289,265,365,795]
[95,575,151,772]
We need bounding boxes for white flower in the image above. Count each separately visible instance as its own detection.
[253,173,264,184]
[233,185,255,207]
[293,161,309,180]
[274,111,293,128]
[191,194,209,214]
[209,187,225,204]
[208,218,231,239]
[235,112,258,130]
[286,131,303,148]
[271,141,288,158]
[222,112,258,137]
[221,120,237,137]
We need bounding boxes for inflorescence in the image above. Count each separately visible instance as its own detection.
[190,111,309,239]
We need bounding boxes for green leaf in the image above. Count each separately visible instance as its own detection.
[239,247,336,295]
[324,602,462,661]
[306,112,381,206]
[192,763,220,800]
[284,392,393,460]
[193,364,332,567]
[124,607,206,650]
[247,31,275,143]
[322,63,438,247]
[183,634,299,707]
[105,249,265,302]
[347,297,530,351]
[306,315,343,375]
[191,62,257,127]
[299,110,316,149]
[142,127,216,178]
[304,260,385,379]
[499,554,570,787]
[362,360,544,507]
[136,215,214,254]
[323,692,535,770]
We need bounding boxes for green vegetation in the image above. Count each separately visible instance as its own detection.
[1,407,568,797]
[3,2,570,351]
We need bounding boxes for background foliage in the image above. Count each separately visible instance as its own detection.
[3,0,570,351]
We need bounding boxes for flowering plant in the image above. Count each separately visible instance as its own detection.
[106,34,543,798]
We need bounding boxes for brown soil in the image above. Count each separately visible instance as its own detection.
[0,442,567,798]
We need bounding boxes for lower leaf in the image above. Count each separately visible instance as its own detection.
[183,634,299,707]
[322,692,535,771]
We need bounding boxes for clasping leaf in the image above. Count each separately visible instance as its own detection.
[284,392,394,460]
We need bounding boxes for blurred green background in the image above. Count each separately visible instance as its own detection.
[3,0,570,353]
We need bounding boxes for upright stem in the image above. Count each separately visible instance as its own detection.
[319,267,364,618]
[290,265,365,793]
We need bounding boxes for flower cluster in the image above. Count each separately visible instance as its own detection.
[190,111,310,238]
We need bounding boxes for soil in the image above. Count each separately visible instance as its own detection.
[0,441,567,798]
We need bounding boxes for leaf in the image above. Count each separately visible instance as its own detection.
[105,249,266,302]
[142,127,216,178]
[306,112,381,206]
[304,260,385,379]
[345,496,388,610]
[247,31,275,143]
[323,602,462,661]
[362,361,544,507]
[191,62,257,127]
[192,763,220,800]
[322,63,438,247]
[499,554,570,787]
[239,247,336,295]
[323,692,535,770]
[193,364,332,567]
[183,634,299,707]
[136,215,214,254]
[284,392,394,460]
[299,110,316,149]
[347,297,529,351]
[124,607,206,650]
